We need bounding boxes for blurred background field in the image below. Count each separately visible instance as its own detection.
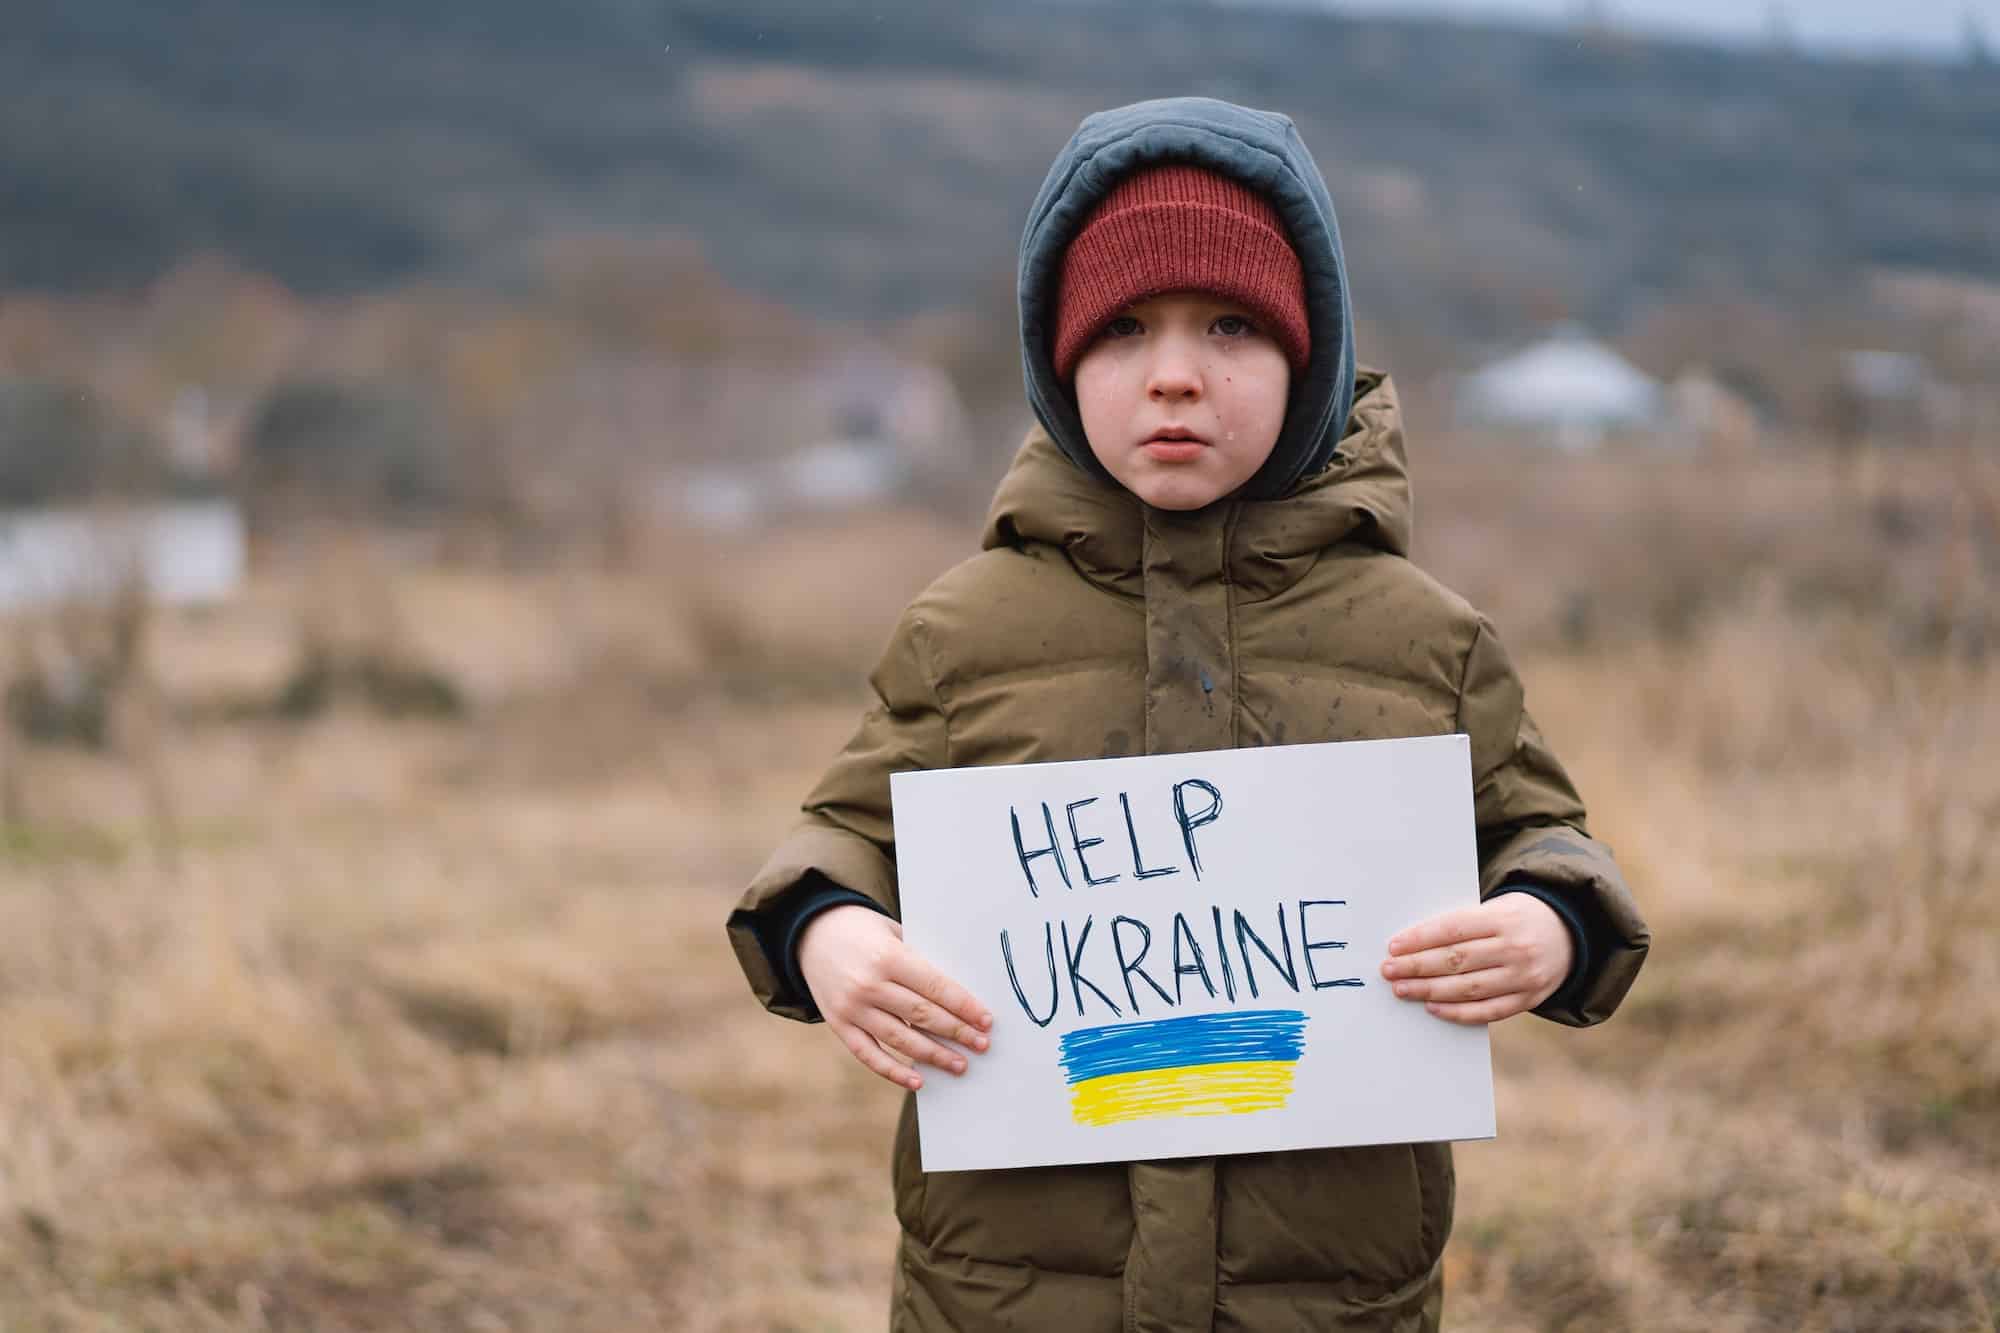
[3,2,1999,1330]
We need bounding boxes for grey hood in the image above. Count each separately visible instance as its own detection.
[1017,97,1358,502]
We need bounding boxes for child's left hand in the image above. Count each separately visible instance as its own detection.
[1380,894,1573,1025]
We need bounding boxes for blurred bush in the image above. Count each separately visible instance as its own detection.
[0,377,200,504]
[270,638,464,721]
[241,379,458,520]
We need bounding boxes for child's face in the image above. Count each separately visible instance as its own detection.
[1071,292,1291,511]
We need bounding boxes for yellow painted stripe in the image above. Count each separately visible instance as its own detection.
[1067,1060,1298,1127]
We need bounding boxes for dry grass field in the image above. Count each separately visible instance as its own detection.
[0,440,1995,1331]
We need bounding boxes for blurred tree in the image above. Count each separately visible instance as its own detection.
[1966,9,1993,66]
[136,257,307,398]
[0,379,177,504]
[240,379,456,520]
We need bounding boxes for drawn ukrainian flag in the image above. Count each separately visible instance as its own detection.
[1058,1009,1308,1127]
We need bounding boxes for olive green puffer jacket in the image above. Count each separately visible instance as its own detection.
[727,370,1649,1332]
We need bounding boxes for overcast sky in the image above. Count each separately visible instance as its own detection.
[1339,0,1997,55]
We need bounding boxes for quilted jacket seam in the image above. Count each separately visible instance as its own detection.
[909,615,954,768]
[901,1230,1125,1281]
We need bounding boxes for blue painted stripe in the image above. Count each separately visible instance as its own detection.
[1058,1009,1307,1084]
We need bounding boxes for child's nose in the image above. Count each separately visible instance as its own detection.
[1146,348,1202,401]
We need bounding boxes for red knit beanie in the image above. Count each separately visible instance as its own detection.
[1052,163,1311,381]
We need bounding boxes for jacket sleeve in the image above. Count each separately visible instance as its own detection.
[725,606,949,1022]
[1456,618,1650,1027]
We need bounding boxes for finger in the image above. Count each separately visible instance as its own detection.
[886,956,995,1041]
[1425,994,1529,1026]
[836,1023,925,1090]
[872,981,991,1053]
[866,1012,969,1075]
[1380,937,1508,980]
[1386,907,1502,957]
[1391,967,1514,1005]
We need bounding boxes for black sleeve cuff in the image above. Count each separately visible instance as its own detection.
[1490,880,1595,1020]
[753,872,890,1023]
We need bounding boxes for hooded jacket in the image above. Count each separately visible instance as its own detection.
[726,100,1648,1332]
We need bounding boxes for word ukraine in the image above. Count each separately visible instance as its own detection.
[997,777,1363,1026]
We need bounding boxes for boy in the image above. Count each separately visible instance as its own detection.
[726,97,1648,1332]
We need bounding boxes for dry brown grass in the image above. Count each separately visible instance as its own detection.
[1,445,1995,1331]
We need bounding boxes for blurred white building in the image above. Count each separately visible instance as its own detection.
[1454,324,1671,450]
[671,345,970,529]
[1838,349,1965,441]
[0,500,246,613]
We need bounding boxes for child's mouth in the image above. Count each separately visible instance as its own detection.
[1143,430,1208,462]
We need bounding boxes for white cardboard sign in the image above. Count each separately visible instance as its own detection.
[891,735,1495,1172]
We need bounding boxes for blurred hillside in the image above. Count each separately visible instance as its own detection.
[7,0,1999,370]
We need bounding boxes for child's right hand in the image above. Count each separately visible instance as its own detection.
[796,905,993,1091]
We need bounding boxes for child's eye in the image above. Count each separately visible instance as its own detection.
[1104,315,1142,338]
[1213,314,1257,337]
